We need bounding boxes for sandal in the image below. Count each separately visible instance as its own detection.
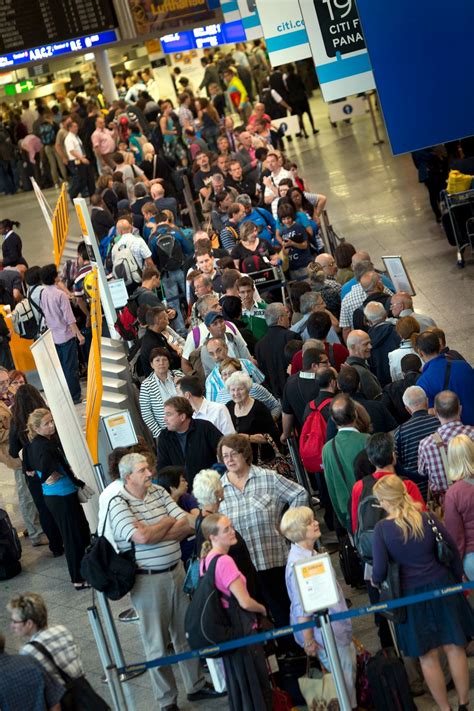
[73,582,91,591]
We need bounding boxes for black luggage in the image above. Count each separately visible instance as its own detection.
[339,534,364,588]
[0,508,22,580]
[366,648,417,710]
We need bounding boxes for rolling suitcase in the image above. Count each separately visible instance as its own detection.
[287,436,320,511]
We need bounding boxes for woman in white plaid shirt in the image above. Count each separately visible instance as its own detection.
[217,433,308,649]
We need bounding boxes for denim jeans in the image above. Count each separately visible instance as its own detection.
[55,337,82,403]
[161,269,187,336]
[464,552,474,580]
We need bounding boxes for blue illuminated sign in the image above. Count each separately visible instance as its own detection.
[0,30,118,69]
[161,20,246,54]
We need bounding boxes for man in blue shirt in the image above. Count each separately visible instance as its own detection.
[416,332,474,425]
[236,193,276,244]
[341,250,394,298]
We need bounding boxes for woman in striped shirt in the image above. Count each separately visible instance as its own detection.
[139,347,183,439]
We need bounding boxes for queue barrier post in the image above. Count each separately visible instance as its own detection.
[87,605,128,711]
[317,611,352,711]
[97,592,136,710]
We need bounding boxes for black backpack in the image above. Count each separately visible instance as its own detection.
[354,475,387,564]
[0,508,22,580]
[184,554,236,654]
[338,534,364,589]
[151,228,184,273]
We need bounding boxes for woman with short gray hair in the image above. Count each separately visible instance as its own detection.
[225,370,280,462]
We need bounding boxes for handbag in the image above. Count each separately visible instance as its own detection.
[80,495,136,600]
[298,659,339,710]
[426,513,453,567]
[353,637,372,709]
[258,434,294,480]
[183,514,203,596]
[77,484,95,504]
[29,640,110,711]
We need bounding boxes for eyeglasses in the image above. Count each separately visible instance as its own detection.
[221,451,240,461]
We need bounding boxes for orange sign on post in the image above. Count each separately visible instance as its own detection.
[85,267,103,462]
[52,184,70,266]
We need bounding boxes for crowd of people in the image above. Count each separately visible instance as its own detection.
[1,44,474,711]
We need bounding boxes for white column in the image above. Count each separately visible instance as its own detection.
[94,48,119,104]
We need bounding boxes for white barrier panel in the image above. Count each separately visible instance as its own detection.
[30,330,99,529]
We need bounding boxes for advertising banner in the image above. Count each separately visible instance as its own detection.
[129,0,222,36]
[219,0,241,24]
[255,0,310,67]
[236,0,262,40]
[298,0,374,101]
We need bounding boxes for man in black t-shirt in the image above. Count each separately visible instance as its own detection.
[192,152,222,200]
[281,349,331,440]
[139,305,182,376]
[225,160,257,199]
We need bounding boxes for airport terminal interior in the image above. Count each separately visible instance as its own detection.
[0,3,473,710]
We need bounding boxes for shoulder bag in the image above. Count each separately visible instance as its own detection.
[29,640,110,711]
[80,495,136,600]
[426,513,454,567]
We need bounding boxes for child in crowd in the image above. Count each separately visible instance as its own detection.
[279,204,312,281]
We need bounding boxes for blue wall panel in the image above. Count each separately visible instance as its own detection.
[356,0,474,155]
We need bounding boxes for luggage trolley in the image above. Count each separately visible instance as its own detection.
[441,188,474,268]
[244,263,291,305]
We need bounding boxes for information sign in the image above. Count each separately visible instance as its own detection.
[161,20,245,54]
[298,0,374,101]
[293,552,339,614]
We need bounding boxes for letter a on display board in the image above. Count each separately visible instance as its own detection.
[298,0,375,101]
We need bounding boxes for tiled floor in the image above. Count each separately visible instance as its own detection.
[0,90,473,709]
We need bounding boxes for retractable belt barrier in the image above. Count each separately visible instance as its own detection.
[118,579,474,676]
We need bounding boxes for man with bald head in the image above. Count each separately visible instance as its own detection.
[390,291,436,333]
[150,182,178,222]
[340,251,394,299]
[418,391,474,494]
[340,261,393,339]
[363,301,400,386]
[346,329,383,400]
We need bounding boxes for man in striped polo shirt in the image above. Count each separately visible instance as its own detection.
[109,453,223,710]
[394,385,439,497]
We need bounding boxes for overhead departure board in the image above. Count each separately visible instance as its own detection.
[0,0,116,53]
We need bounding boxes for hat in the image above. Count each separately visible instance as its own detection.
[204,311,223,328]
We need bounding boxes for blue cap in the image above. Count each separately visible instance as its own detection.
[204,311,223,328]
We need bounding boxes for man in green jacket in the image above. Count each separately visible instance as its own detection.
[322,394,369,530]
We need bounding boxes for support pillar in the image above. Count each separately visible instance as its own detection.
[94,48,119,104]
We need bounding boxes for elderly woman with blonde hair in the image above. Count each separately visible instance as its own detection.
[192,468,261,601]
[281,506,357,707]
[444,434,474,580]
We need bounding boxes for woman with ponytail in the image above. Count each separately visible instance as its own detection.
[199,513,271,711]
[23,408,91,590]
[372,474,474,711]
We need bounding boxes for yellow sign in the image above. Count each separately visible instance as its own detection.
[52,184,70,266]
[85,267,103,462]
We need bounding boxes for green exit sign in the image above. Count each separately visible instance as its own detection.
[5,80,35,95]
